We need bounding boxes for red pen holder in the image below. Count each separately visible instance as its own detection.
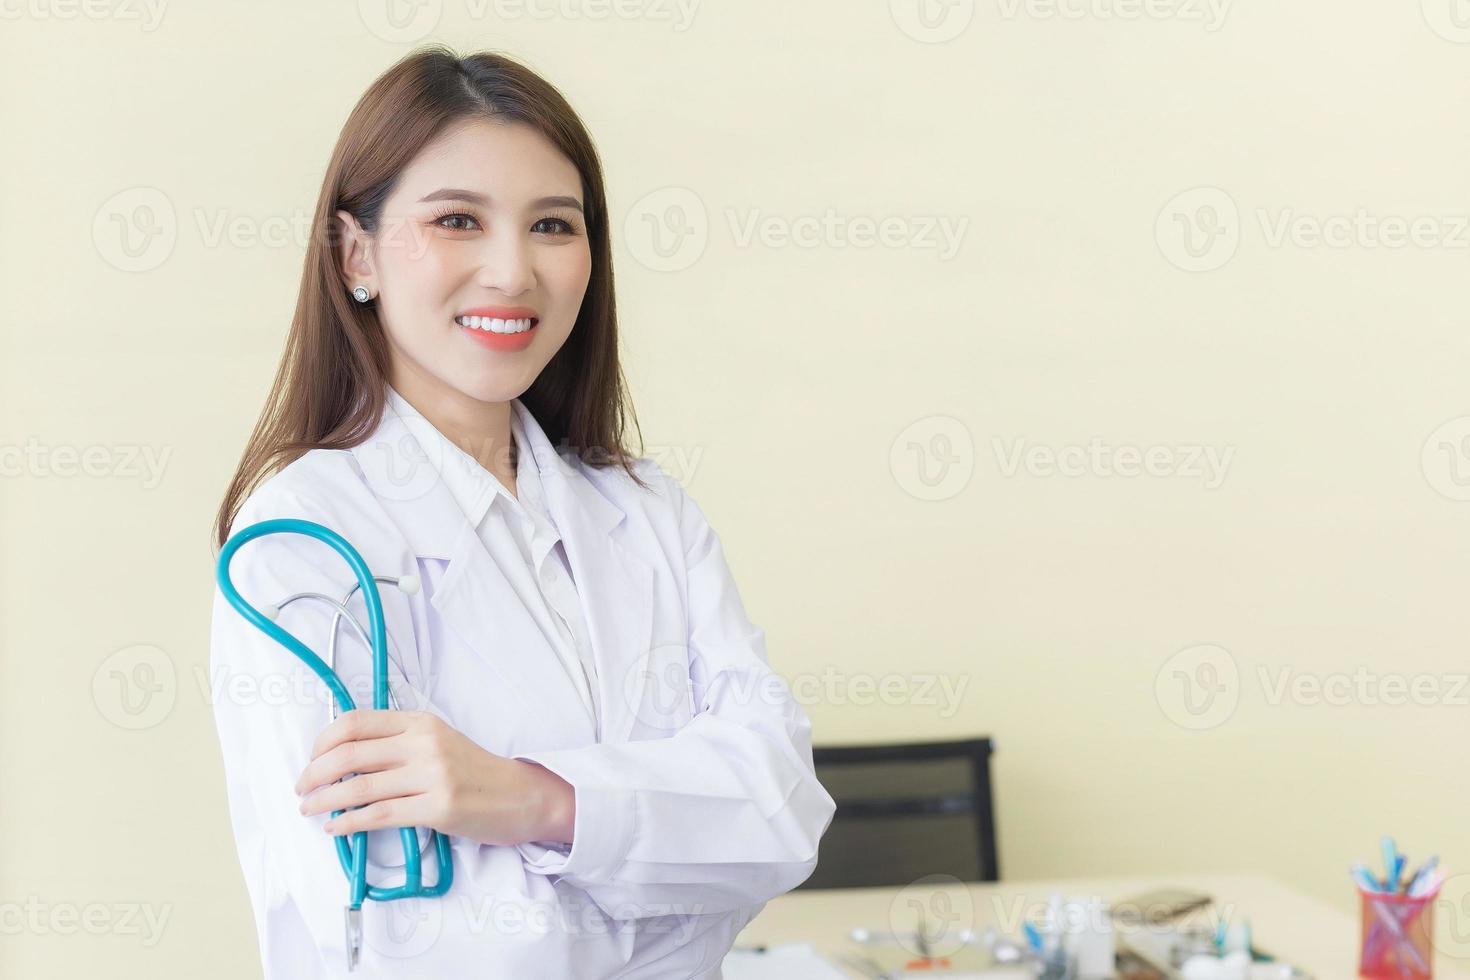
[1358,884,1441,979]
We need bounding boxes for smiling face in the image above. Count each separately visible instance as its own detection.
[336,116,592,404]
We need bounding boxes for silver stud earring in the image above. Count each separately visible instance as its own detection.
[352,285,371,303]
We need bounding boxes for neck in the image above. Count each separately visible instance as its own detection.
[385,364,517,481]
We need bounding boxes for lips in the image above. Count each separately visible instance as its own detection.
[456,315,537,352]
[458,305,539,322]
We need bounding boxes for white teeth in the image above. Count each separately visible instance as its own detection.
[456,316,534,334]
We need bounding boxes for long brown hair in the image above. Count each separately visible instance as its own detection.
[213,45,645,551]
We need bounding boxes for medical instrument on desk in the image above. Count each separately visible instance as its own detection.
[986,925,1030,964]
[1025,893,1111,980]
[847,925,1005,976]
[216,518,454,972]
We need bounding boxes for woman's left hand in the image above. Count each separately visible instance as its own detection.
[294,709,576,847]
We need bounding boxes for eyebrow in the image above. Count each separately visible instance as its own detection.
[417,188,584,213]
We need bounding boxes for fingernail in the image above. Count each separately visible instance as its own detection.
[323,821,335,833]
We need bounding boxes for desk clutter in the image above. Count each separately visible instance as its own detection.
[724,887,1318,979]
[727,836,1451,979]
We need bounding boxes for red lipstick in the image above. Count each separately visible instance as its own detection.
[454,307,540,353]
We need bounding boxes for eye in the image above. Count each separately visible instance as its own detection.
[532,215,580,236]
[433,211,481,232]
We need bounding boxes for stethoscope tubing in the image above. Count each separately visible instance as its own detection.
[216,518,453,908]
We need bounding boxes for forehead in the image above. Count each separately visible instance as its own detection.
[390,116,582,207]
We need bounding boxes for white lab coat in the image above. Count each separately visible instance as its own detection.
[209,395,836,979]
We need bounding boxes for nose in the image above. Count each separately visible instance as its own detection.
[475,230,537,296]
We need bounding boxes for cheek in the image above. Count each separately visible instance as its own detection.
[378,240,465,338]
[545,244,592,302]
[386,236,463,294]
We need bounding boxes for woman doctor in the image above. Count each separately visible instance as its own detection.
[209,47,835,978]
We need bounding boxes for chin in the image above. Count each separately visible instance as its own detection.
[447,371,536,406]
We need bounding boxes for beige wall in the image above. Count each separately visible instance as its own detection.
[5,1,1469,975]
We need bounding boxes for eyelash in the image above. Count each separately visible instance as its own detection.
[429,206,580,237]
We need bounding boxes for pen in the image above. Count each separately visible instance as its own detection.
[1352,864,1383,893]
[1410,868,1445,899]
[1405,856,1439,896]
[1381,836,1400,893]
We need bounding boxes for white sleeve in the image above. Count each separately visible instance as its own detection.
[208,487,440,973]
[511,470,836,918]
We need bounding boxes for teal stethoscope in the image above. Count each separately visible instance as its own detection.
[216,518,454,972]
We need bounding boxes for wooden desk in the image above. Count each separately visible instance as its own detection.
[737,874,1467,978]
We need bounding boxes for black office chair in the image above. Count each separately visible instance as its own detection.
[798,737,999,889]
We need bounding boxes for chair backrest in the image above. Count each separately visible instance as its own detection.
[799,737,998,889]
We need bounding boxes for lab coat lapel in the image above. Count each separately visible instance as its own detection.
[348,404,596,744]
[350,397,656,747]
[512,400,655,746]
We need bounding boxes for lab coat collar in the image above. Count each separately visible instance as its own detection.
[347,385,652,746]
[381,385,561,565]
[370,385,623,558]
